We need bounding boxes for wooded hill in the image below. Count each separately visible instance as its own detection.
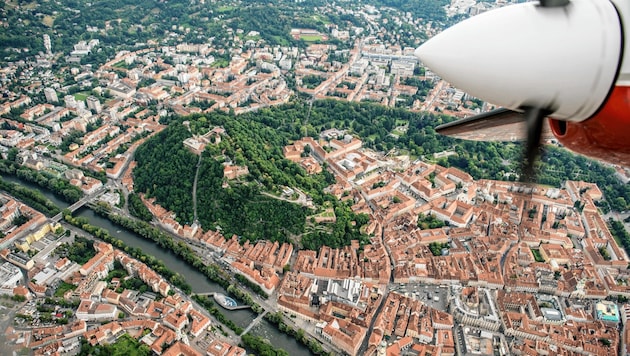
[133,100,630,250]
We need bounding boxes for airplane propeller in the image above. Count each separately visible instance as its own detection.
[514,0,571,181]
[519,0,568,182]
[415,0,622,182]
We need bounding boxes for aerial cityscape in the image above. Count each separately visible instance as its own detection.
[1,0,630,355]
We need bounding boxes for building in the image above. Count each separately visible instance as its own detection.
[540,308,564,323]
[0,262,23,295]
[390,59,415,77]
[596,301,620,323]
[86,96,102,113]
[76,300,118,322]
[64,95,78,108]
[43,34,52,54]
[44,88,58,103]
[107,82,136,99]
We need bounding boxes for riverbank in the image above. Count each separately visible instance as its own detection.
[80,209,316,355]
[264,311,329,355]
[64,208,266,337]
[63,211,193,294]
[88,209,326,355]
[1,174,315,356]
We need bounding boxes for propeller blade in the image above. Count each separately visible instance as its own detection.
[539,0,569,7]
[520,107,551,183]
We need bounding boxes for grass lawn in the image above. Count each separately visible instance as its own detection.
[531,248,545,262]
[211,60,229,68]
[272,35,291,46]
[42,15,54,27]
[217,5,235,12]
[315,209,335,218]
[300,34,323,42]
[74,92,89,101]
[312,14,331,24]
[113,60,129,69]
[54,282,77,297]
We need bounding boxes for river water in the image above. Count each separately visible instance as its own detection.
[1,174,312,356]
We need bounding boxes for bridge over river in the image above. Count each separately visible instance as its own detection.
[242,310,269,335]
[51,187,107,222]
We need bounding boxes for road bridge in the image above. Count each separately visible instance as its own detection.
[51,187,106,222]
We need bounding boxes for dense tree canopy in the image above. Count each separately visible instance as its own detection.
[128,193,154,222]
[368,0,449,22]
[79,334,150,356]
[133,115,318,243]
[0,0,377,61]
[133,106,376,248]
[0,159,83,204]
[54,236,96,265]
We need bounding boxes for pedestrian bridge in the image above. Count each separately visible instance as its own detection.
[242,310,268,335]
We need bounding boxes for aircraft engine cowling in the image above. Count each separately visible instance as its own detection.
[549,86,630,166]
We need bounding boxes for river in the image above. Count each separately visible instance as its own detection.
[1,174,312,356]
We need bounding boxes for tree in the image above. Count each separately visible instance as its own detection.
[614,197,628,211]
[7,148,18,162]
[418,213,445,230]
[429,242,449,256]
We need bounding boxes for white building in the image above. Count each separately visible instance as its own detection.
[86,96,102,113]
[64,95,78,109]
[279,58,292,70]
[43,34,52,54]
[324,278,363,306]
[44,88,58,103]
[390,59,415,77]
[107,82,136,99]
[76,300,118,321]
[0,262,22,295]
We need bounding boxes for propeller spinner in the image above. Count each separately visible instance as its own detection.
[415,0,622,181]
